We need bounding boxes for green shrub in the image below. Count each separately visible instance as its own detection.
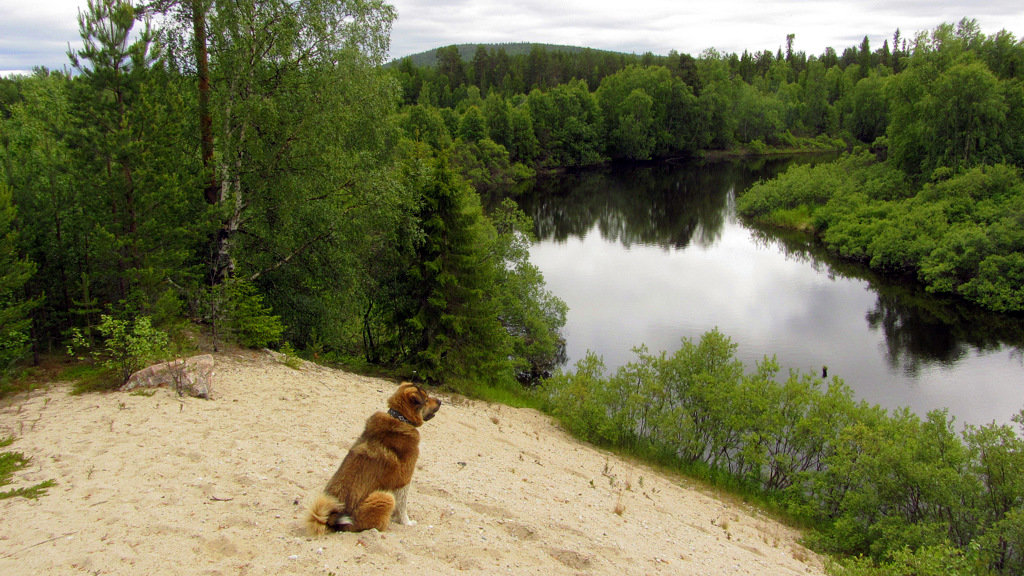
[831,543,979,576]
[739,155,1024,313]
[68,315,170,386]
[205,280,285,349]
[544,330,1024,576]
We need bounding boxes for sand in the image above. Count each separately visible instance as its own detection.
[1,350,826,575]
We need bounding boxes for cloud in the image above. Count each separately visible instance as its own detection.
[387,0,1024,60]
[1,0,82,74]
[6,0,1024,73]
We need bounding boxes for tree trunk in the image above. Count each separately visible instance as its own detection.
[192,0,217,205]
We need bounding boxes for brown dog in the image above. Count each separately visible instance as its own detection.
[307,382,441,535]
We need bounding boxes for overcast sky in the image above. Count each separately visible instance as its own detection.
[3,0,1023,75]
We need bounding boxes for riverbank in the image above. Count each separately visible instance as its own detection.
[0,350,824,575]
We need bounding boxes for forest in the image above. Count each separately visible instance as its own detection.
[0,0,568,396]
[1,0,1023,574]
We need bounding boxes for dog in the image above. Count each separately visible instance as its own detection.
[306,382,441,535]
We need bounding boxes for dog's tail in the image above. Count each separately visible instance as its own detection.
[306,493,342,536]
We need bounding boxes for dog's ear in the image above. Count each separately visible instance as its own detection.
[398,383,424,406]
[408,388,424,406]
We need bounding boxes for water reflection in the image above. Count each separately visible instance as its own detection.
[517,157,1024,424]
[532,160,778,249]
[758,226,1024,374]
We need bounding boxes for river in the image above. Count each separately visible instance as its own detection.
[516,157,1024,426]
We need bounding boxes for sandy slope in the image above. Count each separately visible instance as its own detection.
[0,350,825,575]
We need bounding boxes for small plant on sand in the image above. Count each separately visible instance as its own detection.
[0,436,55,500]
[277,342,304,370]
[613,492,626,516]
[68,315,169,389]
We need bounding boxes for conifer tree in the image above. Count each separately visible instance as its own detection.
[67,0,202,314]
[405,158,509,384]
[0,182,38,384]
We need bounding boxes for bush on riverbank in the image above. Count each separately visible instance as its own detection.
[540,329,1024,575]
[737,152,1024,313]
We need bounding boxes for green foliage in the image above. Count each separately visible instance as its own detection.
[0,437,56,500]
[844,73,890,143]
[595,65,700,159]
[507,104,540,163]
[401,158,507,384]
[488,199,567,385]
[276,342,304,370]
[527,80,605,167]
[733,82,787,144]
[545,331,1024,575]
[458,106,488,142]
[2,12,1022,573]
[450,137,535,192]
[768,204,815,231]
[67,0,204,310]
[0,4,207,352]
[67,314,169,387]
[609,88,656,159]
[740,152,1024,312]
[0,182,38,390]
[369,157,564,391]
[832,543,979,576]
[543,352,615,443]
[739,151,898,221]
[886,29,1016,178]
[392,159,565,390]
[210,281,284,350]
[388,20,1023,180]
[0,0,570,394]
[482,92,513,148]
[205,0,406,353]
[401,105,452,149]
[2,71,80,343]
[959,252,1024,312]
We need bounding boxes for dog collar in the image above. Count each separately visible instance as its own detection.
[388,408,413,425]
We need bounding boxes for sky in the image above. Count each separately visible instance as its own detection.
[2,0,1023,75]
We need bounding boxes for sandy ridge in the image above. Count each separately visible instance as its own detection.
[0,350,825,575]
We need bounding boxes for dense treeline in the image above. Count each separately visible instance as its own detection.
[543,331,1024,576]
[0,0,566,394]
[738,21,1024,313]
[387,29,932,169]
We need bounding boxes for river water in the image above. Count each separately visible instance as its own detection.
[516,157,1024,426]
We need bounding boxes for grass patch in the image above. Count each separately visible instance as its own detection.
[62,363,121,395]
[0,375,32,400]
[0,436,56,500]
[0,355,68,400]
[1,357,126,399]
[463,383,544,410]
[767,204,817,232]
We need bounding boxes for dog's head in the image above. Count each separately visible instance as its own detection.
[388,382,441,427]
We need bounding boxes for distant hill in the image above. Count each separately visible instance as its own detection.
[388,42,634,67]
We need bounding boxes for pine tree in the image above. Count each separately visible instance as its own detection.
[0,182,38,385]
[405,159,509,385]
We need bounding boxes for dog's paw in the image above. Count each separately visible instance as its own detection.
[328,514,354,531]
[395,516,416,526]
